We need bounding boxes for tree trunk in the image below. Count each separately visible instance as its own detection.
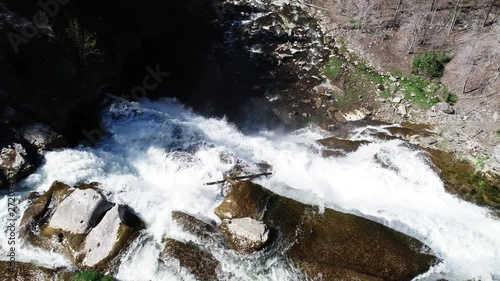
[483,0,496,27]
[430,0,438,12]
[393,0,403,25]
[448,0,462,35]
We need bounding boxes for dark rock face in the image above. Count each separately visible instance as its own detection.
[215,181,437,281]
[318,136,370,153]
[163,238,220,281]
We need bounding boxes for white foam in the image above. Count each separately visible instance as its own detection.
[1,98,499,280]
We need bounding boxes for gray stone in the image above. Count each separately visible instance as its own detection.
[82,204,142,267]
[221,217,269,253]
[487,145,500,174]
[0,143,35,186]
[436,102,455,114]
[19,123,66,149]
[397,104,407,116]
[48,188,113,234]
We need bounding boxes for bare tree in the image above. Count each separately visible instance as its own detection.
[393,0,404,26]
[404,9,428,53]
[448,0,462,35]
[483,0,496,27]
[462,23,482,95]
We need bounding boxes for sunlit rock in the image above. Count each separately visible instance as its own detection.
[47,188,113,235]
[221,217,269,253]
[82,204,143,268]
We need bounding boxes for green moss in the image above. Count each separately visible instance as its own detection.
[348,19,362,29]
[72,271,114,281]
[496,130,500,137]
[399,76,440,108]
[322,56,342,80]
[411,50,452,79]
[476,155,489,170]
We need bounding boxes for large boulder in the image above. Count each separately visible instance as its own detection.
[82,204,144,268]
[220,217,269,253]
[46,188,113,235]
[163,238,220,281]
[18,123,66,149]
[20,181,143,271]
[0,143,36,189]
[215,181,437,281]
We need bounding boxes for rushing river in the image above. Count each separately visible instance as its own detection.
[1,98,500,280]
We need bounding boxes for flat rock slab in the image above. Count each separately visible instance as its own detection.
[48,188,113,234]
[221,217,269,253]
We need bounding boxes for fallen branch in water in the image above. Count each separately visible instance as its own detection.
[204,172,272,185]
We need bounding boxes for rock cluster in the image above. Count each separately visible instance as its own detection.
[20,181,144,271]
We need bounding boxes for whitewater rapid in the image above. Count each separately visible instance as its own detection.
[1,98,499,280]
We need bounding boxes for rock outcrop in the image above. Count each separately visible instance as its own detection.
[20,181,144,271]
[220,217,269,253]
[215,181,437,281]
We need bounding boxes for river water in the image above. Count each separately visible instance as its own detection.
[1,98,499,280]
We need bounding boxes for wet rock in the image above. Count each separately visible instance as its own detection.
[172,211,218,241]
[18,123,66,149]
[215,181,271,220]
[215,181,437,280]
[435,102,455,114]
[424,148,500,209]
[221,217,269,253]
[296,261,383,281]
[0,261,74,281]
[21,181,143,270]
[374,149,400,172]
[46,188,113,235]
[333,111,347,124]
[0,143,36,189]
[82,204,144,268]
[163,238,219,281]
[318,137,370,153]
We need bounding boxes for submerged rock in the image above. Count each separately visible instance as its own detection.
[172,211,218,241]
[318,136,370,153]
[215,181,437,280]
[221,217,269,253]
[163,238,219,281]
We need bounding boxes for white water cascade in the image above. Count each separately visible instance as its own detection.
[1,98,500,281]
